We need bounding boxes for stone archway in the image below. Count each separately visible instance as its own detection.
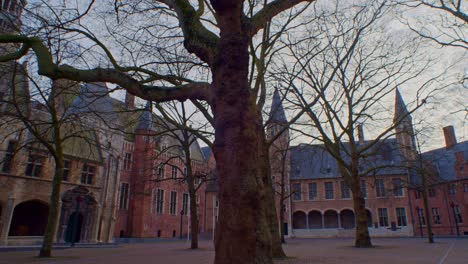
[292,211,307,229]
[58,186,98,243]
[324,210,339,228]
[308,210,322,229]
[8,200,49,236]
[340,209,355,229]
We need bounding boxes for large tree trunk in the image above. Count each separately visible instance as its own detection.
[352,179,372,248]
[211,10,273,262]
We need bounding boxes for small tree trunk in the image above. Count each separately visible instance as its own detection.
[189,190,199,249]
[39,159,63,257]
[421,186,434,243]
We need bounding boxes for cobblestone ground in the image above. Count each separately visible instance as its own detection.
[1,238,467,264]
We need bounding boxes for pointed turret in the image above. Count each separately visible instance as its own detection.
[269,87,287,124]
[136,101,154,131]
[393,88,411,124]
[393,88,416,160]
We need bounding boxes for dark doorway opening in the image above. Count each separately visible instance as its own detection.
[9,200,49,236]
[65,212,83,243]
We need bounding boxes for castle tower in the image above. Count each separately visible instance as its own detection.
[266,87,292,238]
[393,88,417,160]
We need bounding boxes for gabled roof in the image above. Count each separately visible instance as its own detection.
[422,140,468,181]
[290,139,407,180]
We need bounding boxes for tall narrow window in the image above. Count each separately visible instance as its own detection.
[341,181,351,199]
[2,140,17,173]
[157,163,165,178]
[123,153,132,171]
[361,179,367,198]
[325,182,334,199]
[415,190,422,199]
[396,208,407,226]
[417,208,426,225]
[81,164,95,185]
[308,183,317,200]
[171,165,177,179]
[170,191,177,215]
[392,178,403,197]
[25,155,44,177]
[378,208,389,227]
[464,183,468,193]
[292,183,301,201]
[376,179,386,197]
[432,208,441,224]
[155,189,164,214]
[182,193,189,215]
[448,183,456,195]
[454,205,463,223]
[62,160,71,182]
[119,183,130,210]
[428,188,436,197]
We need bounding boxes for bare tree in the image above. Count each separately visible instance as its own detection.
[396,0,467,49]
[273,0,446,247]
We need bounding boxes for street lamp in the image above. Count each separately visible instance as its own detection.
[180,209,184,239]
[450,202,460,236]
[415,206,423,238]
[71,195,83,247]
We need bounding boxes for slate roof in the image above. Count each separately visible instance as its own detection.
[422,140,468,181]
[290,138,407,180]
[67,83,122,129]
[201,146,212,161]
[136,101,154,131]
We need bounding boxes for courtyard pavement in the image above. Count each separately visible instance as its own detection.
[0,237,467,264]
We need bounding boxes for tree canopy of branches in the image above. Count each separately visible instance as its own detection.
[0,1,315,263]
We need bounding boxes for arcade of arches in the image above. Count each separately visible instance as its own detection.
[292,209,372,229]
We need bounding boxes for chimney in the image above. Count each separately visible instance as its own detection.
[443,126,457,149]
[357,123,364,144]
[125,91,135,110]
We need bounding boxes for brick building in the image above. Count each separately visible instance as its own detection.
[411,126,468,237]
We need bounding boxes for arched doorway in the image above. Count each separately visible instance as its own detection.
[59,186,97,243]
[308,210,322,229]
[65,212,83,243]
[324,210,338,228]
[9,200,49,236]
[292,211,307,229]
[366,209,372,227]
[340,209,355,229]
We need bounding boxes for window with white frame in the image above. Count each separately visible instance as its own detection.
[292,183,301,200]
[396,208,407,226]
[157,163,165,178]
[325,182,334,199]
[341,181,351,199]
[448,183,456,195]
[378,208,389,227]
[454,205,463,223]
[119,183,130,210]
[81,164,95,184]
[123,152,132,171]
[182,193,189,215]
[171,165,178,179]
[361,179,367,198]
[155,189,164,214]
[432,208,441,224]
[392,178,403,197]
[417,208,426,225]
[62,160,71,182]
[2,140,17,173]
[308,183,317,200]
[428,188,436,197]
[25,155,44,178]
[170,191,177,215]
[376,179,386,197]
[464,183,468,193]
